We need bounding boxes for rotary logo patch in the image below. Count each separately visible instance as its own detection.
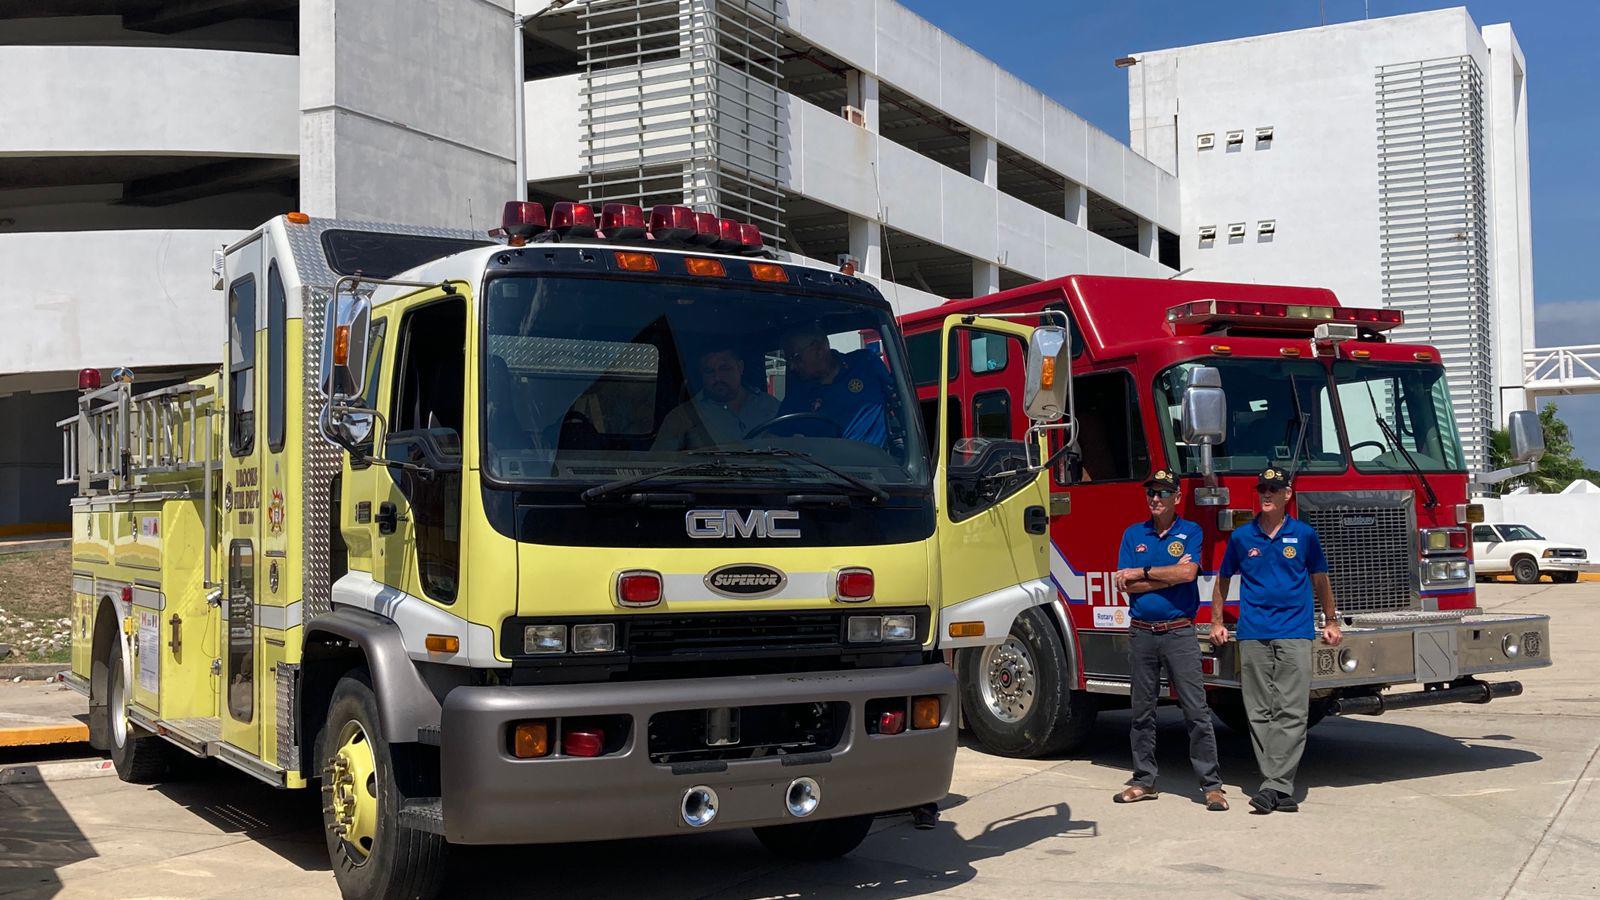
[848,378,864,393]
[1283,545,1298,559]
[1168,540,1185,557]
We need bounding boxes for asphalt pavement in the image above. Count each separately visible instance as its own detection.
[0,582,1595,899]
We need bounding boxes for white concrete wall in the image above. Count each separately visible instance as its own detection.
[781,0,1179,234]
[1478,492,1600,560]
[0,230,235,374]
[525,73,583,182]
[1130,9,1498,308]
[0,45,298,157]
[1483,23,1536,422]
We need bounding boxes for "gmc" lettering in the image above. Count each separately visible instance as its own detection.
[686,509,801,539]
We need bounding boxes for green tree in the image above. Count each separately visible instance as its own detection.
[1487,402,1600,493]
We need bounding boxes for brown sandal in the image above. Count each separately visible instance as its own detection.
[1114,785,1159,803]
[1205,790,1229,811]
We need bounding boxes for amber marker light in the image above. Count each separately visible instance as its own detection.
[512,721,551,758]
[749,262,788,283]
[948,621,985,639]
[911,696,942,730]
[685,257,726,277]
[615,251,658,272]
[425,634,459,654]
[286,211,310,224]
[332,325,351,366]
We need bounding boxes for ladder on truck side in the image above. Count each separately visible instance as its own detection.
[58,380,220,495]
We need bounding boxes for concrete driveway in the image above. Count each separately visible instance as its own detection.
[1,583,1595,899]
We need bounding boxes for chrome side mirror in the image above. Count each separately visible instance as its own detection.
[1181,366,1226,444]
[1023,325,1070,423]
[319,286,374,452]
[1508,409,1545,464]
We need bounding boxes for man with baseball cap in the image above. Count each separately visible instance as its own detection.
[1111,469,1227,811]
[1210,467,1341,814]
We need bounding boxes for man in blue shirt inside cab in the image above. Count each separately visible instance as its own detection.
[1210,467,1342,815]
[1111,469,1228,812]
[778,325,892,447]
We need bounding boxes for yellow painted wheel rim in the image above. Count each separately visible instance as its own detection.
[327,720,379,861]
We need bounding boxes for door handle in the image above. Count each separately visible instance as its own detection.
[375,502,406,535]
[1024,505,1048,535]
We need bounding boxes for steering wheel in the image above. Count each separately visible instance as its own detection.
[1350,440,1386,456]
[745,413,843,440]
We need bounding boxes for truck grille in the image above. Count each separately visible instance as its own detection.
[1549,548,1586,559]
[1297,490,1418,614]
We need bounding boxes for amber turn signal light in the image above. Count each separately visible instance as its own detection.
[512,721,551,758]
[911,696,941,730]
[424,634,459,654]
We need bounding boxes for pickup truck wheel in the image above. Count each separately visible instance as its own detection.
[754,813,874,860]
[107,636,178,783]
[321,672,447,900]
[1550,571,1579,584]
[1512,556,1540,584]
[957,606,1095,758]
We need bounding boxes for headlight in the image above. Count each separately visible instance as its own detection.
[1338,649,1359,673]
[571,623,615,654]
[1501,633,1521,658]
[847,616,882,643]
[847,614,919,643]
[1425,559,1471,583]
[1542,548,1555,559]
[882,614,917,642]
[524,624,567,654]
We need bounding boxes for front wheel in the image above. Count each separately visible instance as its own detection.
[754,814,874,860]
[321,672,448,900]
[956,606,1096,758]
[1512,556,1541,584]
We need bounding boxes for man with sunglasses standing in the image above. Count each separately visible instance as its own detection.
[1210,467,1341,814]
[1111,470,1228,811]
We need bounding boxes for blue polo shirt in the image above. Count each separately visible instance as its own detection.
[780,349,891,446]
[1219,516,1329,640]
[1117,516,1204,622]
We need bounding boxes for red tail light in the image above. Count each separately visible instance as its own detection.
[564,728,605,757]
[78,368,102,390]
[877,710,906,735]
[550,201,596,237]
[599,202,646,239]
[690,212,720,246]
[835,568,874,602]
[500,201,547,238]
[649,205,696,241]
[1450,530,1468,550]
[616,570,663,608]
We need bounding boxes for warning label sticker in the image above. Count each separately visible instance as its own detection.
[137,611,160,693]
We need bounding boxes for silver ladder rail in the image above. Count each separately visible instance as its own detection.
[58,380,218,494]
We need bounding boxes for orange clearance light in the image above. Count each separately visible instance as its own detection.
[1349,348,1372,359]
[1414,351,1434,361]
[948,621,985,639]
[332,324,351,366]
[425,634,459,654]
[614,251,658,272]
[286,211,310,225]
[1210,344,1233,355]
[749,262,788,283]
[685,257,725,277]
[1039,356,1056,389]
[1279,347,1302,357]
[911,696,942,730]
[512,721,552,758]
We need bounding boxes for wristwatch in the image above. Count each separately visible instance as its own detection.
[1142,565,1151,580]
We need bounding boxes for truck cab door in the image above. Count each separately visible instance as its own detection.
[933,316,1058,646]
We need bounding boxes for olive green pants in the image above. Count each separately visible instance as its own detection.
[1239,638,1312,796]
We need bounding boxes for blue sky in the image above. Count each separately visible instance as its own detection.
[907,0,1600,466]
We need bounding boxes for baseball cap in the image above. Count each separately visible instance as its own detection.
[1257,467,1291,490]
[1143,469,1179,491]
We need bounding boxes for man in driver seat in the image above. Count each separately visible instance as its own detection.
[653,346,778,450]
[778,325,893,446]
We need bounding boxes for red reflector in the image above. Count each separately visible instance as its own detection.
[616,570,662,607]
[690,212,720,245]
[550,201,596,237]
[599,202,646,239]
[500,200,547,238]
[649,204,696,241]
[121,586,133,603]
[836,568,874,601]
[877,710,906,735]
[78,368,102,390]
[1201,656,1217,675]
[564,729,605,757]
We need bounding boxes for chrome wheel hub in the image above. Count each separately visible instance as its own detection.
[979,637,1036,724]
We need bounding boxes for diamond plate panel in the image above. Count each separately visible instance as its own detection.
[488,335,659,376]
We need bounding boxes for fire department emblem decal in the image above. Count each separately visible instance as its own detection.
[848,378,864,393]
[1283,545,1298,559]
[1136,543,1147,553]
[1167,541,1185,557]
[268,489,286,534]
[1248,548,1261,558]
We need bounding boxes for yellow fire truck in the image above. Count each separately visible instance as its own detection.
[60,202,1070,898]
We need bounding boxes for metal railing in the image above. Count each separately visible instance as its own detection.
[1524,344,1600,395]
[57,380,218,494]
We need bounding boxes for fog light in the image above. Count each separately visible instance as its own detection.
[786,777,821,818]
[681,786,718,827]
[912,695,942,730]
[564,728,605,757]
[572,623,615,654]
[1501,633,1521,658]
[877,710,906,735]
[524,624,567,654]
[882,614,917,642]
[847,616,882,642]
[1338,649,1359,673]
[512,721,551,758]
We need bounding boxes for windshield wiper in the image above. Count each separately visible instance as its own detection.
[704,447,890,505]
[580,454,742,504]
[1284,375,1312,480]
[1363,382,1439,509]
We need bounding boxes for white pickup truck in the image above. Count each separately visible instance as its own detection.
[1473,523,1597,584]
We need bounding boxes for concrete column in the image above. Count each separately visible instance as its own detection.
[299,0,518,231]
[1483,24,1535,425]
[972,261,999,298]
[1138,219,1158,259]
[845,70,879,133]
[848,215,881,277]
[969,132,997,186]
[1065,181,1089,229]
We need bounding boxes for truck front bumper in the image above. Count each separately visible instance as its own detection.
[1204,613,1552,690]
[1539,559,1599,574]
[437,663,956,845]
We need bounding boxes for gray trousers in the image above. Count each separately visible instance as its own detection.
[1129,624,1222,792]
[1239,638,1313,795]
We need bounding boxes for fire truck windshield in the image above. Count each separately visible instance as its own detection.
[1154,358,1466,477]
[479,274,929,492]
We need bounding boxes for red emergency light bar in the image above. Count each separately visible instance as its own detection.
[1166,299,1403,333]
[494,200,768,256]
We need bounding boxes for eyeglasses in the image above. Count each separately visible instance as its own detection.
[1145,489,1175,499]
[1256,486,1285,496]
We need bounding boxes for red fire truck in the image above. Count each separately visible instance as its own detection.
[901,275,1553,757]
